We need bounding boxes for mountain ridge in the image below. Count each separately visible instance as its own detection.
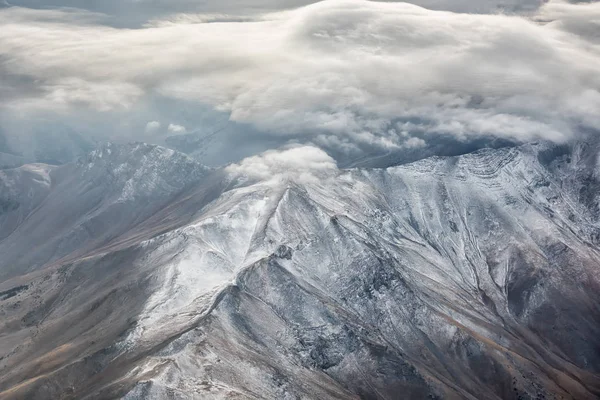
[0,139,599,399]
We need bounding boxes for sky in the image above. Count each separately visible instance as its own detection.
[0,0,599,167]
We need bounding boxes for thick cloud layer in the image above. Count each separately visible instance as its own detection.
[3,0,549,24]
[0,0,599,166]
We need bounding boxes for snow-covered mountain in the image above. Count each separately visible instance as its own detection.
[0,140,599,399]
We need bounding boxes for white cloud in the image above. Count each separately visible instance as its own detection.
[226,145,337,184]
[399,0,544,14]
[145,120,161,132]
[167,123,186,133]
[533,0,600,40]
[0,0,599,158]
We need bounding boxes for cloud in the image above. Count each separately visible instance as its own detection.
[167,123,186,133]
[4,0,551,23]
[5,0,322,27]
[145,121,161,132]
[226,145,337,184]
[0,0,599,164]
[396,0,546,13]
[533,0,600,40]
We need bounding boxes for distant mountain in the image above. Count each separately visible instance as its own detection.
[0,140,599,399]
[0,126,95,169]
[0,142,211,280]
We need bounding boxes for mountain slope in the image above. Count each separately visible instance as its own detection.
[0,142,214,280]
[1,141,599,399]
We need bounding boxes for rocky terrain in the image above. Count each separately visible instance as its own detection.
[0,140,599,399]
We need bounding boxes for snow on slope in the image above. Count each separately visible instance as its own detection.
[0,142,210,280]
[1,141,599,399]
[119,142,600,399]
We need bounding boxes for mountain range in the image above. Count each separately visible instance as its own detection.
[0,140,599,399]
